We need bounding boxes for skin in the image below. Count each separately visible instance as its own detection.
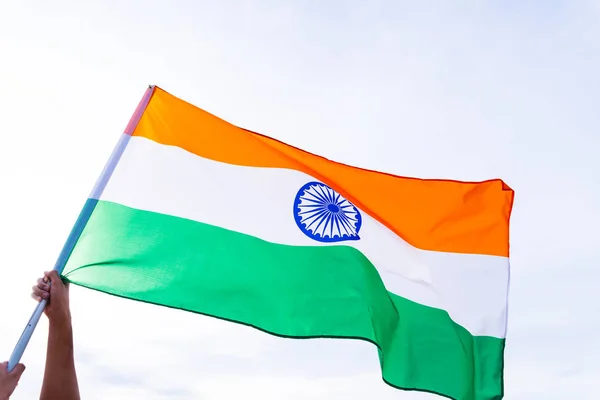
[0,361,25,400]
[32,271,80,400]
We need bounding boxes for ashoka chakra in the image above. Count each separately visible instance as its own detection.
[293,181,362,243]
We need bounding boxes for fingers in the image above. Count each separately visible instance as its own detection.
[32,277,51,303]
[9,363,25,378]
[0,361,25,377]
[37,277,50,291]
[32,284,49,300]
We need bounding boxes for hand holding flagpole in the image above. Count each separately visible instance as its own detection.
[6,86,155,372]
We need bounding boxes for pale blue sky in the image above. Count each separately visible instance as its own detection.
[0,1,599,399]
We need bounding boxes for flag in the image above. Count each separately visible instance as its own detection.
[62,86,514,400]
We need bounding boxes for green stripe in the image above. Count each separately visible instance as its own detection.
[63,201,504,400]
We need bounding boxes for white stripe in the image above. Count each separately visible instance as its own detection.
[98,135,509,338]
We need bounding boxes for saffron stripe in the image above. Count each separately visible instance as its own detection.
[130,86,514,257]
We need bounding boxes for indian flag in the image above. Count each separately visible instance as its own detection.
[61,86,514,400]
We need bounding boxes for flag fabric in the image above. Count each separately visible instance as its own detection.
[62,86,514,400]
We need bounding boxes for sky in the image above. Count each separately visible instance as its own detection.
[0,0,599,399]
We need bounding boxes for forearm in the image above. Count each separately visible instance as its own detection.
[40,315,80,400]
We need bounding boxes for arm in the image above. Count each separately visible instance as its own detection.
[0,361,25,400]
[32,271,80,400]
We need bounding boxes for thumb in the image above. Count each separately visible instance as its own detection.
[9,363,25,378]
[44,270,65,291]
[45,270,61,283]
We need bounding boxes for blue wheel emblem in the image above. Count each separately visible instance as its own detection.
[293,181,362,243]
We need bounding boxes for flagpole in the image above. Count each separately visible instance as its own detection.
[7,85,156,372]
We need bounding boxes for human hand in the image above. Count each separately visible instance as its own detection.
[0,361,25,400]
[31,270,71,324]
